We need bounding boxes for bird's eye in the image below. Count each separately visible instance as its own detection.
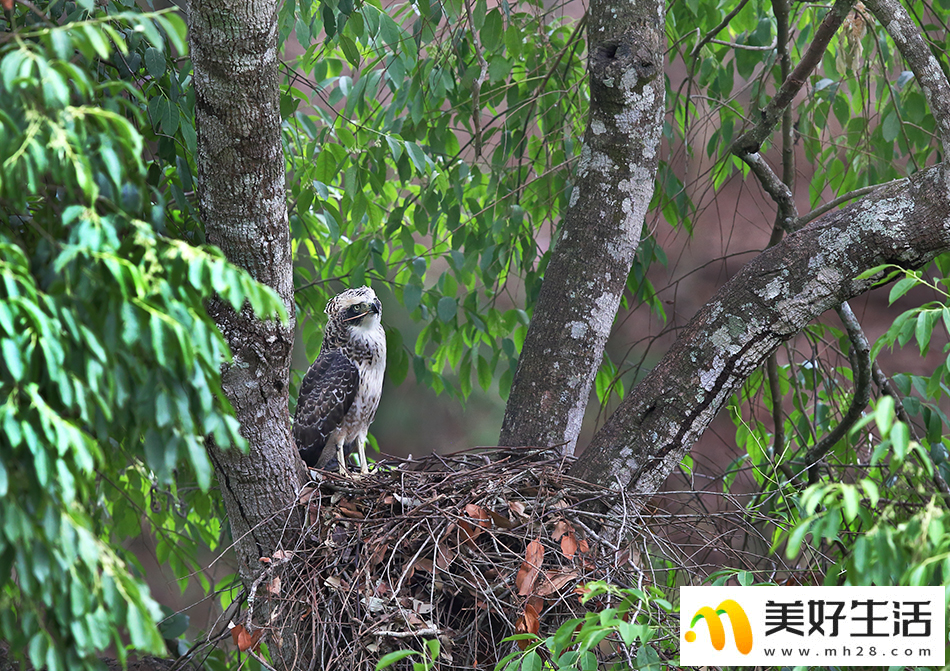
[346,305,363,318]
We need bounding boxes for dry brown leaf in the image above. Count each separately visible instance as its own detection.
[272,549,293,561]
[458,505,492,549]
[515,540,545,596]
[367,541,387,568]
[523,602,540,635]
[297,483,319,504]
[578,538,590,554]
[414,558,434,573]
[465,504,492,528]
[515,562,532,595]
[457,519,479,549]
[551,518,571,541]
[265,575,281,596]
[0,0,13,11]
[514,601,541,650]
[508,500,526,517]
[232,624,263,652]
[526,595,545,616]
[435,542,455,571]
[526,539,544,565]
[561,532,578,559]
[537,570,578,596]
[403,611,427,628]
[412,599,434,614]
[486,508,514,529]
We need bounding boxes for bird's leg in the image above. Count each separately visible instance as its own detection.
[336,439,347,476]
[358,438,370,475]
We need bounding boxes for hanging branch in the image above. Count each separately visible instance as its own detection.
[731,0,857,156]
[864,0,950,159]
[805,303,872,484]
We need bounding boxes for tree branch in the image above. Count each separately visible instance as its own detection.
[865,0,950,159]
[870,360,950,497]
[571,164,950,512]
[189,0,305,664]
[499,0,665,454]
[689,0,752,58]
[805,302,872,483]
[732,0,856,156]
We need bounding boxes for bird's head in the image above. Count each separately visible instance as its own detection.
[325,286,382,332]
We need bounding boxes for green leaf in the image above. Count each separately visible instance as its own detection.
[520,651,542,671]
[480,9,503,52]
[186,435,212,491]
[2,339,23,381]
[916,310,934,355]
[436,296,457,322]
[476,355,491,390]
[376,650,418,670]
[402,284,422,313]
[144,47,165,78]
[161,100,180,135]
[155,393,172,427]
[404,141,427,174]
[874,396,896,435]
[888,276,918,304]
[841,485,860,523]
[882,111,900,142]
[472,0,486,29]
[339,34,361,67]
[891,421,910,459]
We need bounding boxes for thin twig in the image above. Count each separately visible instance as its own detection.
[732,0,857,155]
[795,179,904,229]
[864,0,950,159]
[805,303,872,483]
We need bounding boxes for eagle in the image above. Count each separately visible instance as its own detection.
[293,286,386,475]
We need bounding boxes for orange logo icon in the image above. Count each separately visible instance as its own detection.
[685,599,753,654]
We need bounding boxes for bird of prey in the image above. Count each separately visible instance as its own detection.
[293,286,386,475]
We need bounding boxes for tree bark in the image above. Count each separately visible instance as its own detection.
[571,164,950,509]
[498,0,665,454]
[188,0,304,619]
[864,0,950,161]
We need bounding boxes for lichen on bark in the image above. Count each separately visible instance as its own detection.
[499,0,666,454]
[570,165,950,511]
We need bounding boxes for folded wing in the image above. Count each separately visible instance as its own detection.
[293,349,359,468]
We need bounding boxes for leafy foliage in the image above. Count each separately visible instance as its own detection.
[659,0,950,605]
[4,0,950,666]
[375,582,675,671]
[0,1,284,667]
[496,582,673,671]
[279,0,666,407]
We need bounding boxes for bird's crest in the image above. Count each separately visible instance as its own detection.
[325,286,380,317]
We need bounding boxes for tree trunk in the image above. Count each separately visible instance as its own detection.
[498,0,665,454]
[188,0,305,651]
[570,165,950,510]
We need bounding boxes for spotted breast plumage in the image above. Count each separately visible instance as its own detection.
[293,286,386,475]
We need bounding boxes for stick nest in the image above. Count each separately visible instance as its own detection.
[244,448,652,670]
